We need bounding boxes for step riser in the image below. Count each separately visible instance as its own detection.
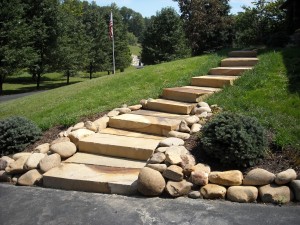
[191,78,234,88]
[221,61,258,67]
[209,68,250,76]
[228,51,257,57]
[162,89,211,103]
[145,101,194,114]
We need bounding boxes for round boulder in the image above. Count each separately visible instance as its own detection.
[290,180,300,201]
[39,153,61,173]
[227,186,258,203]
[200,184,227,199]
[18,169,43,186]
[50,142,77,159]
[259,184,293,204]
[159,138,184,147]
[275,169,297,185]
[243,168,275,186]
[166,180,193,197]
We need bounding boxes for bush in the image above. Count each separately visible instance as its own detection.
[0,116,42,156]
[201,112,267,167]
[266,32,289,47]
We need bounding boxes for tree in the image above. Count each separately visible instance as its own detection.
[141,8,190,65]
[174,0,233,55]
[0,0,35,95]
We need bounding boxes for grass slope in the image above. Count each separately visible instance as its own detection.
[0,54,222,130]
[207,48,300,150]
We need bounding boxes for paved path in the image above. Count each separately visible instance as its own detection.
[0,184,299,225]
[0,91,46,103]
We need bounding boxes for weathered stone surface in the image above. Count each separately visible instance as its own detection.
[34,143,50,154]
[209,170,243,186]
[1,156,14,165]
[185,116,199,126]
[116,108,131,114]
[168,131,190,140]
[159,138,184,147]
[193,163,211,174]
[155,147,168,153]
[39,153,61,173]
[259,184,293,204]
[18,169,43,186]
[137,167,166,196]
[227,186,258,203]
[190,124,202,134]
[190,171,209,186]
[166,180,193,197]
[69,129,95,145]
[197,102,210,108]
[165,151,182,165]
[197,112,208,118]
[275,169,297,185]
[93,116,110,132]
[129,104,142,111]
[84,121,97,132]
[148,152,166,164]
[24,153,46,170]
[200,184,227,199]
[165,146,189,155]
[194,106,211,114]
[179,120,191,133]
[50,142,77,159]
[290,180,300,201]
[243,168,275,186]
[183,164,194,177]
[146,164,167,173]
[180,154,196,168]
[188,191,202,199]
[12,153,31,161]
[100,128,164,140]
[163,165,184,181]
[140,99,147,107]
[107,110,120,117]
[51,137,70,146]
[0,159,8,170]
[0,170,12,182]
[5,156,29,174]
[72,122,85,131]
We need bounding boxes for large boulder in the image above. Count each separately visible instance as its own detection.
[290,180,300,201]
[165,180,193,197]
[243,168,275,186]
[275,169,297,185]
[5,156,29,174]
[18,169,43,186]
[159,138,184,147]
[200,184,227,199]
[24,153,46,170]
[193,163,211,174]
[189,171,208,186]
[34,143,50,154]
[39,153,61,173]
[227,186,258,203]
[50,142,77,159]
[163,165,184,181]
[259,184,293,204]
[1,156,14,165]
[50,137,70,146]
[12,153,31,161]
[209,170,243,186]
[137,167,166,196]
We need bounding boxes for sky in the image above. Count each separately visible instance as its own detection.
[90,0,254,17]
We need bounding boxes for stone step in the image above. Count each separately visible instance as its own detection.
[100,128,165,140]
[78,133,159,160]
[209,67,253,76]
[228,50,257,58]
[130,109,190,120]
[191,75,239,88]
[43,163,140,195]
[221,58,259,67]
[109,114,181,136]
[182,86,222,93]
[65,152,147,168]
[144,99,195,114]
[162,87,213,103]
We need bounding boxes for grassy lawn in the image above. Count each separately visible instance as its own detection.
[0,53,223,130]
[207,47,300,150]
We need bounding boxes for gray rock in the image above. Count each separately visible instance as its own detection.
[275,169,297,185]
[159,138,184,147]
[243,168,275,186]
[259,184,293,204]
[200,184,227,199]
[18,169,43,186]
[184,116,199,126]
[188,191,202,199]
[290,180,300,201]
[190,124,202,134]
[50,142,77,159]
[163,165,184,181]
[39,153,61,173]
[179,120,191,133]
[34,143,50,154]
[137,167,166,196]
[24,153,46,170]
[148,152,166,164]
[0,159,8,170]
[227,186,258,203]
[166,180,193,197]
[146,164,167,173]
[168,131,190,140]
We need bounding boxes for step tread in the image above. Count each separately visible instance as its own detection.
[182,86,222,92]
[145,99,195,114]
[65,152,147,168]
[78,133,160,160]
[211,66,253,70]
[192,75,239,80]
[163,87,213,94]
[221,57,259,62]
[150,98,196,106]
[130,109,190,120]
[43,163,140,195]
[100,127,165,140]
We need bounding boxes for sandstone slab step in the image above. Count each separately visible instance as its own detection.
[209,67,252,76]
[221,58,259,67]
[78,133,159,160]
[145,99,195,114]
[228,50,257,58]
[191,75,239,88]
[65,152,147,169]
[130,109,190,120]
[162,87,213,103]
[100,128,165,140]
[43,163,140,195]
[109,114,181,136]
[182,86,222,92]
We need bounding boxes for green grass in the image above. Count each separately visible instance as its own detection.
[207,47,300,150]
[0,53,222,130]
[129,45,142,56]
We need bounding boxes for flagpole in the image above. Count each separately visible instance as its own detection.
[110,11,116,75]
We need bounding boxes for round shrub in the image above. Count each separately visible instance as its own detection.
[0,116,42,156]
[201,112,267,167]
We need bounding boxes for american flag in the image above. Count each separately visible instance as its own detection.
[109,12,114,40]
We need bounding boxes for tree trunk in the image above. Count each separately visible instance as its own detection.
[67,70,70,85]
[36,73,41,90]
[0,74,4,96]
[107,71,110,75]
[89,62,93,80]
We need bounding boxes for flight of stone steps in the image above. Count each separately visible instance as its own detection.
[43,50,258,195]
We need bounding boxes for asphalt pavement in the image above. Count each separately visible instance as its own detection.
[0,183,299,225]
[0,91,46,103]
